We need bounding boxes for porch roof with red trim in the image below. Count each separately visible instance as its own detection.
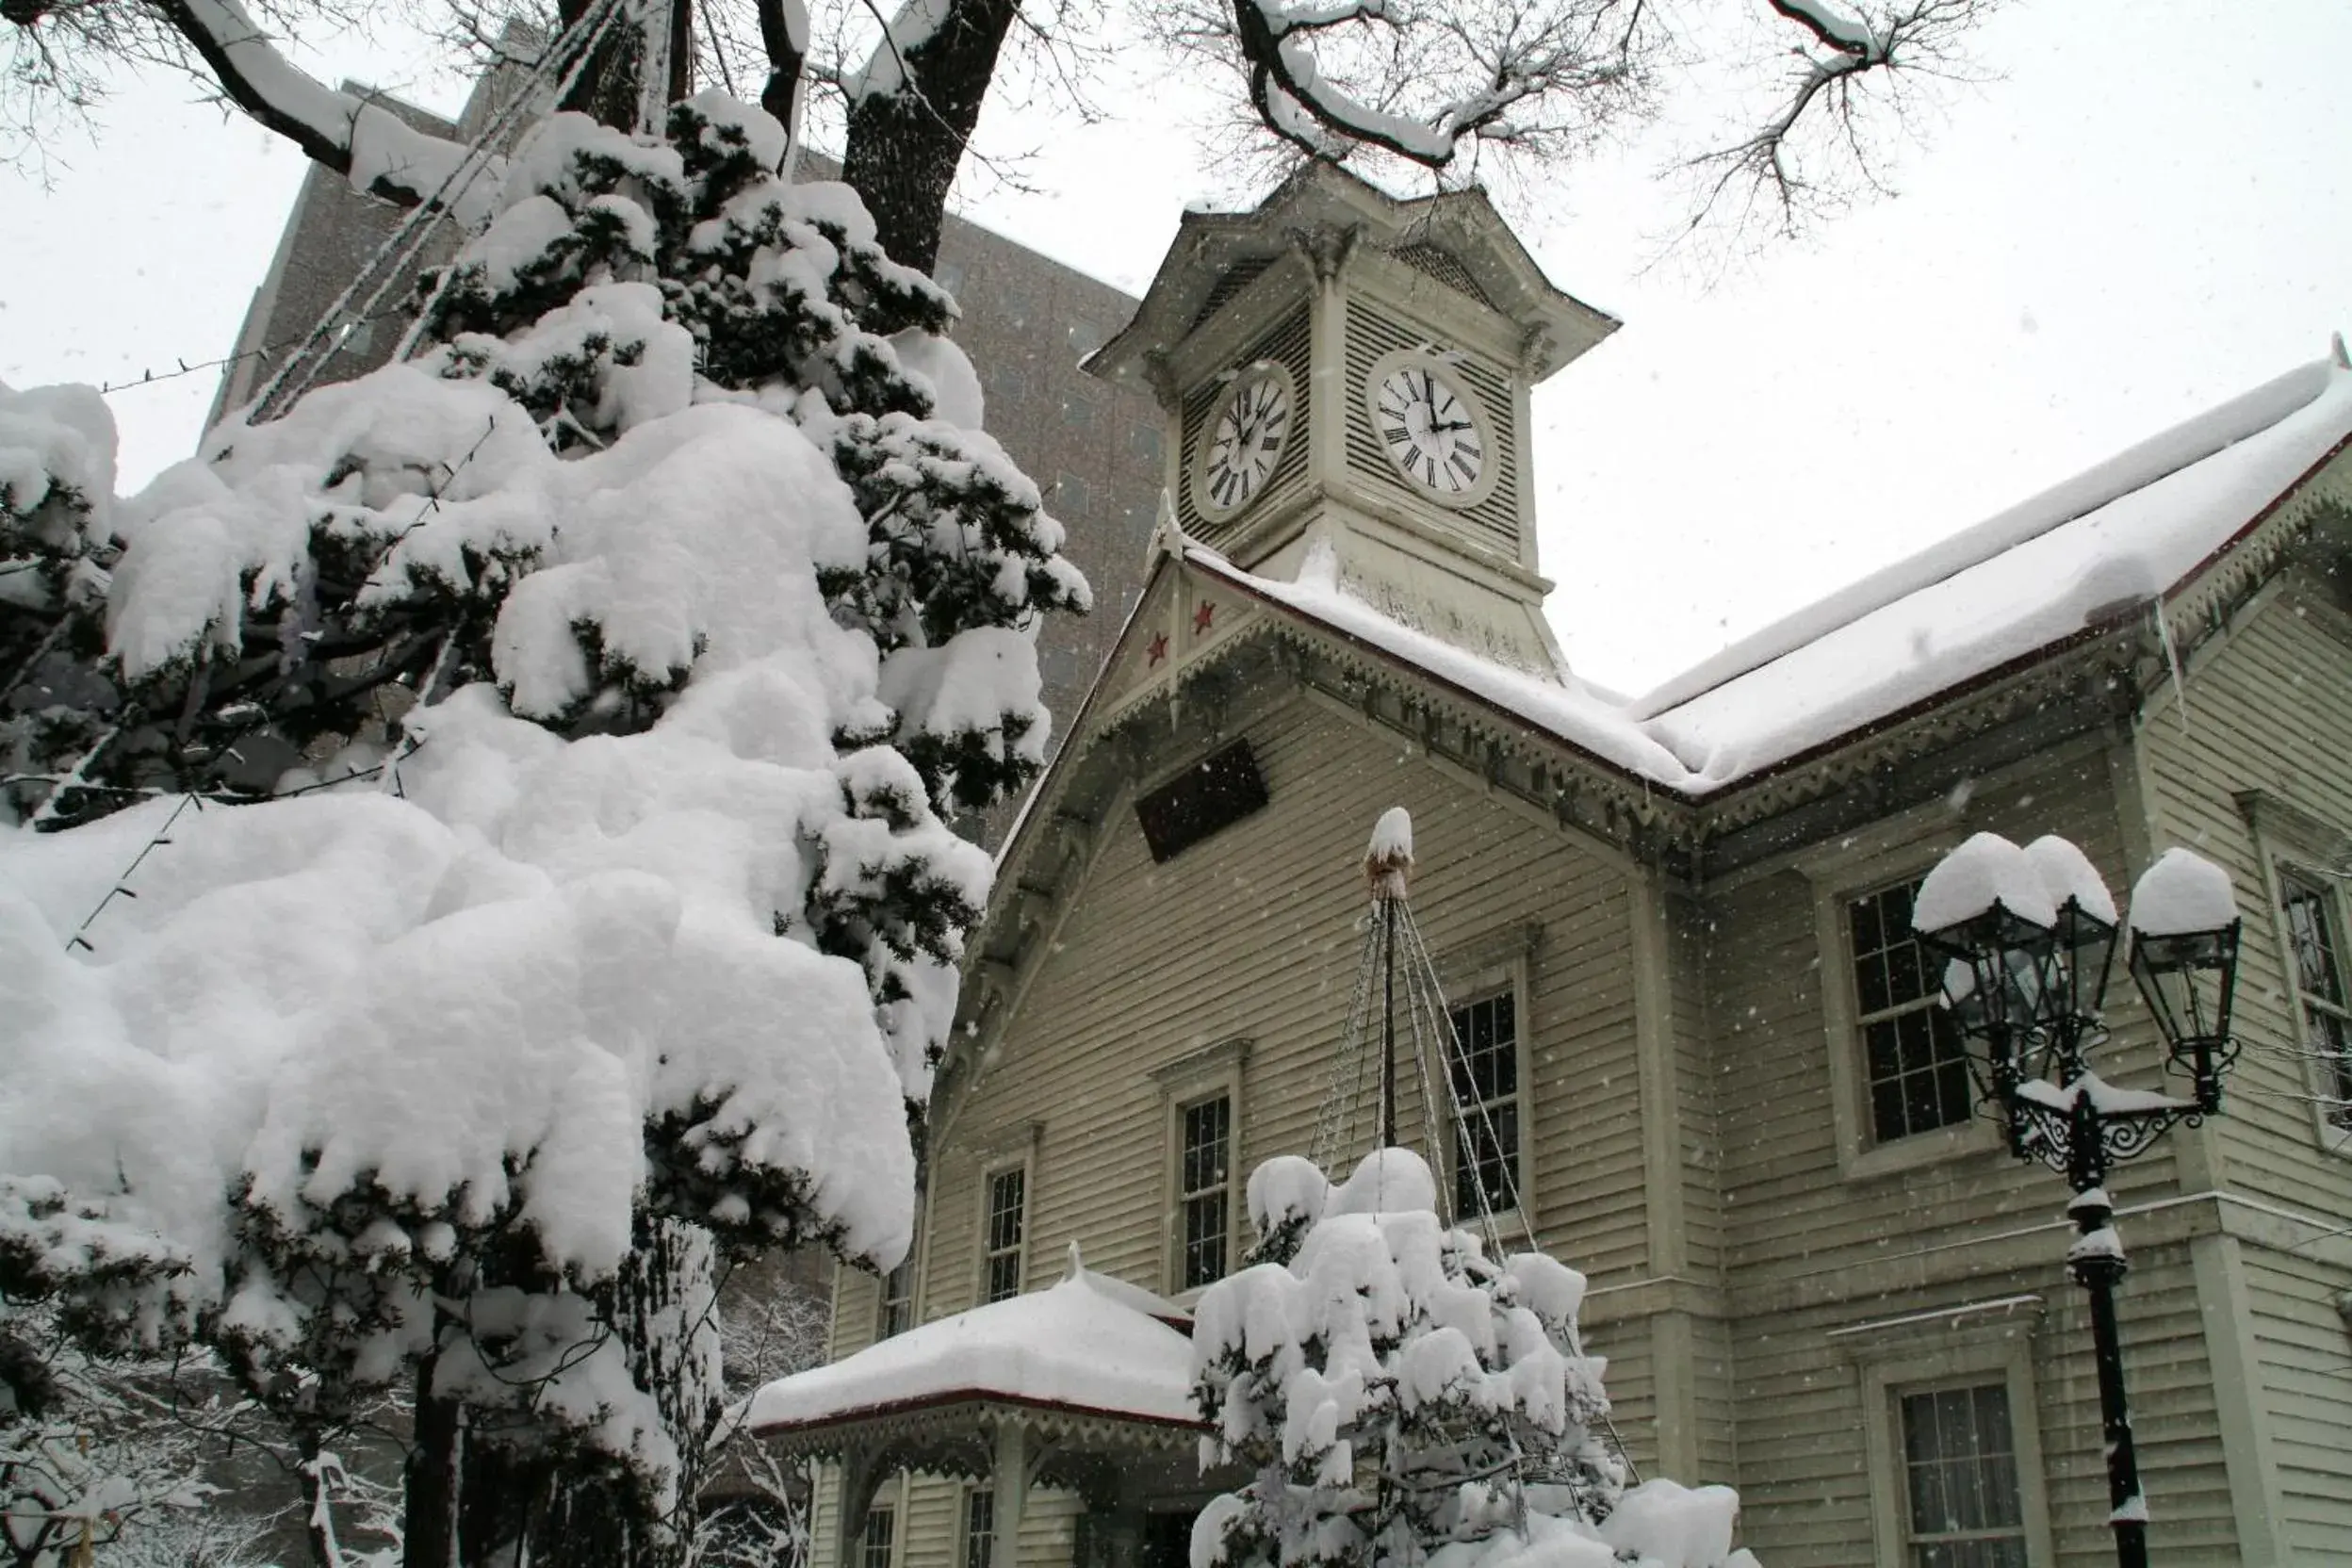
[747,1258,1200,1438]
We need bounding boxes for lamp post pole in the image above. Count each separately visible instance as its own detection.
[2068,1185,2148,1567]
[1916,835,2242,1568]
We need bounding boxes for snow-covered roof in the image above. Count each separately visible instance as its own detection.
[747,1264,1199,1435]
[1183,352,2352,801]
[1185,544,1690,789]
[1637,353,2352,788]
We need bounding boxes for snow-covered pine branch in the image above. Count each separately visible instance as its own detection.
[2,86,1085,1568]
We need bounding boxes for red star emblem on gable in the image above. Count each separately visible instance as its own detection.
[1147,631,1168,667]
[1193,600,1216,635]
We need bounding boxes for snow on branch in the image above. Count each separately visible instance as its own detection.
[1151,0,1659,183]
[1683,0,1999,243]
[151,0,500,216]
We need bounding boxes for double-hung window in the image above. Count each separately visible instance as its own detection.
[1897,1383,2030,1567]
[1446,992,1521,1217]
[876,1250,915,1339]
[962,1489,994,1568]
[2280,869,2352,1128]
[983,1168,1026,1303]
[860,1508,895,1568]
[1178,1095,1232,1290]
[1850,879,1975,1144]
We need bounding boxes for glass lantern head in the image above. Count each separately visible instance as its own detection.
[2130,919,2243,1107]
[1918,903,2059,1043]
[2046,896,2120,1025]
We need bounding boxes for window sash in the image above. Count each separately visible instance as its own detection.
[1899,1383,2028,1568]
[1178,1096,1232,1290]
[1446,993,1521,1216]
[963,1490,994,1568]
[877,1255,914,1339]
[2281,871,2352,1124]
[861,1509,895,1568]
[984,1169,1025,1303]
[1852,881,1976,1143]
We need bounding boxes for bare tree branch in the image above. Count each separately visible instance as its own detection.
[1678,0,2000,248]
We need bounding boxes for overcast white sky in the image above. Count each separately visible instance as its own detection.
[4,1,2346,696]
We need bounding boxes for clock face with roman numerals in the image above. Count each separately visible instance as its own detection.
[1197,366,1294,517]
[1371,360,1487,498]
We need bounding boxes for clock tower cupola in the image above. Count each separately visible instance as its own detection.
[1087,166,1617,675]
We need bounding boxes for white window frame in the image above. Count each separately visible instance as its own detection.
[958,1482,996,1568]
[1430,926,1539,1231]
[2241,791,2352,1157]
[1152,1037,1249,1298]
[858,1499,901,1568]
[1839,1307,2056,1568]
[1805,832,2003,1182]
[874,1239,917,1341]
[962,1119,1040,1308]
[979,1161,1030,1305]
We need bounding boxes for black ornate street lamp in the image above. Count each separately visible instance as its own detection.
[1914,834,2243,1568]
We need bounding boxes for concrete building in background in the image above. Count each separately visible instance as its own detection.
[209,103,1163,776]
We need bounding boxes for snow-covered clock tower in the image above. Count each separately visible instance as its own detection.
[1087,165,1618,674]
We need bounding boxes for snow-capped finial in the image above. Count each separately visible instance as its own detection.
[1063,1239,1086,1282]
[1148,489,1191,565]
[2334,331,2350,371]
[1365,808,1414,900]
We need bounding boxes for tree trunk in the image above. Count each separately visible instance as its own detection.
[402,1343,465,1568]
[295,1426,341,1568]
[560,0,694,131]
[838,0,1021,272]
[515,1217,721,1568]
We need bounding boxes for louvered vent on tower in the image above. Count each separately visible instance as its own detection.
[1393,244,1493,307]
[1343,299,1521,560]
[1176,305,1315,547]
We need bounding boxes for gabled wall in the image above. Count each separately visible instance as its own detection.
[1695,734,2240,1564]
[2133,565,2352,1560]
[849,681,1746,1485]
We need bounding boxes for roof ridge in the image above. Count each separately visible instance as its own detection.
[1626,355,2343,722]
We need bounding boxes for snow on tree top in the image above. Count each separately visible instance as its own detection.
[1913,833,2058,936]
[1327,1145,1441,1217]
[1595,1479,1749,1568]
[2023,835,2118,923]
[746,1265,1199,1432]
[2129,848,2239,937]
[1,381,117,532]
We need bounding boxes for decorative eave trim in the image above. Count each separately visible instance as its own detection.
[752,1388,1205,1455]
[956,442,2351,1068]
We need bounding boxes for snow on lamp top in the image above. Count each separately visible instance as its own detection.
[2023,835,2118,925]
[1914,831,2057,937]
[2128,848,2239,937]
[1365,806,1414,900]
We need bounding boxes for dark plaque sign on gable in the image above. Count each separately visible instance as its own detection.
[1135,740,1269,863]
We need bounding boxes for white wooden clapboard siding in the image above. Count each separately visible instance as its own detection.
[1707,756,2175,1286]
[1699,745,2241,1562]
[2243,1250,2352,1553]
[2132,577,2352,1555]
[2138,580,2352,1217]
[928,694,1646,1324]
